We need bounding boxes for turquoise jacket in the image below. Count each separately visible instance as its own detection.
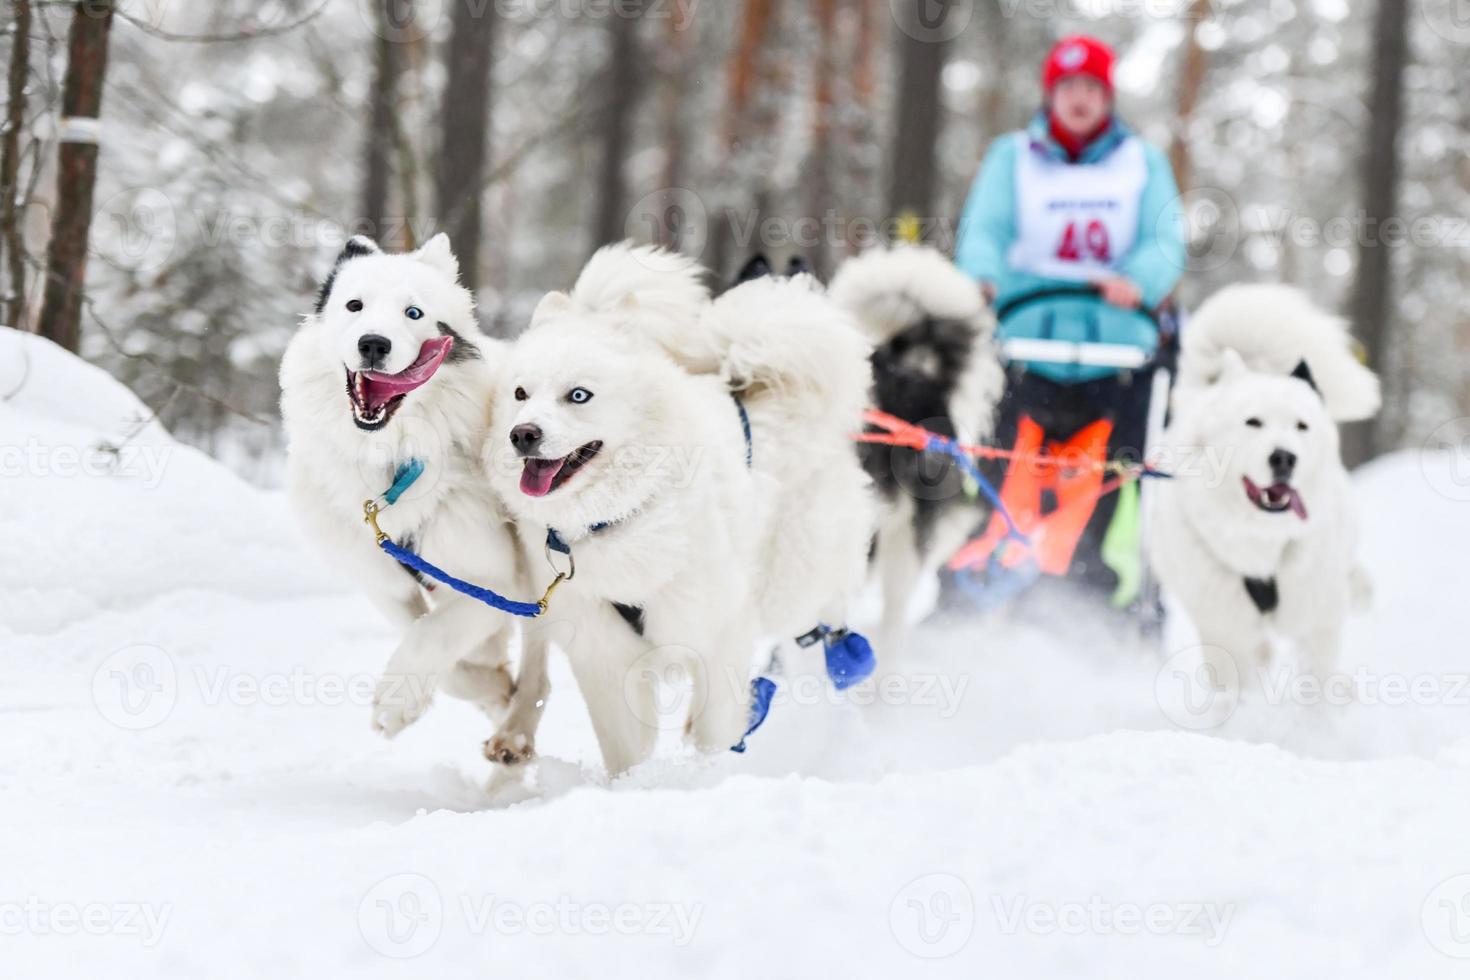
[954,112,1185,382]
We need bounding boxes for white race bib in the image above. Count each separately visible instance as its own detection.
[1008,134,1147,283]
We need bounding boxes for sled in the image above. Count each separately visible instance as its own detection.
[946,284,1179,630]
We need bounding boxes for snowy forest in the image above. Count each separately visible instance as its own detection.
[1,0,1464,481]
[9,3,1470,978]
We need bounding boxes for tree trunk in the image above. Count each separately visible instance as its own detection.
[591,3,643,254]
[654,10,689,250]
[37,0,115,353]
[1167,1,1210,197]
[886,5,950,236]
[434,0,496,293]
[1,0,32,329]
[1343,0,1408,466]
[361,0,402,247]
[805,0,838,279]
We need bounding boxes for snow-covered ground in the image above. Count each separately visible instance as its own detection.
[5,325,1470,978]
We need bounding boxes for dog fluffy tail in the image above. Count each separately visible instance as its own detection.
[827,245,990,344]
[533,241,714,365]
[1179,284,1381,422]
[701,275,873,434]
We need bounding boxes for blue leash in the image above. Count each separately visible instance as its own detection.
[363,460,566,618]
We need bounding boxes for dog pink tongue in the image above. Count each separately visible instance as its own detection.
[1286,487,1309,521]
[520,458,564,497]
[361,336,454,404]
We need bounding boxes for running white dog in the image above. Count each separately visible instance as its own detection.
[280,234,548,763]
[828,246,1004,656]
[1149,284,1380,684]
[483,243,874,776]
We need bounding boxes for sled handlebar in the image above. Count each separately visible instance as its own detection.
[991,285,1175,371]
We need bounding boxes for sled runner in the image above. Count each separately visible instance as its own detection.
[947,284,1179,626]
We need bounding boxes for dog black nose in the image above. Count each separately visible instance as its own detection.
[509,424,543,455]
[357,334,391,368]
[1269,448,1297,482]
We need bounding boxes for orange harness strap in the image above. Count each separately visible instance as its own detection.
[948,416,1113,576]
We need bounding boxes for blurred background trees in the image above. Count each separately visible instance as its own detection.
[0,0,1463,482]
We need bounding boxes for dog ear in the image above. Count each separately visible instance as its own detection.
[1290,359,1320,395]
[532,290,575,324]
[414,232,461,281]
[341,235,380,261]
[315,237,381,314]
[786,256,811,277]
[735,254,772,285]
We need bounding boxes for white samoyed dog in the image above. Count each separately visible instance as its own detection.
[1149,284,1380,686]
[483,243,875,776]
[280,234,549,763]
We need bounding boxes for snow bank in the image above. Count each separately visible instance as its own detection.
[5,331,1470,978]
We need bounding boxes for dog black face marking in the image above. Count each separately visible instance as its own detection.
[436,322,480,362]
[612,602,645,637]
[1244,576,1279,614]
[864,315,979,549]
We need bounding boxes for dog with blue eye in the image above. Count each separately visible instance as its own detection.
[482,243,875,776]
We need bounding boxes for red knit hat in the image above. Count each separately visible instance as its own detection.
[1042,35,1115,93]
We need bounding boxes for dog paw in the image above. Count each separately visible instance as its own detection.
[372,673,434,738]
[483,730,535,766]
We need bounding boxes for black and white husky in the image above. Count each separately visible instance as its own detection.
[827,246,1006,654]
[279,234,548,763]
